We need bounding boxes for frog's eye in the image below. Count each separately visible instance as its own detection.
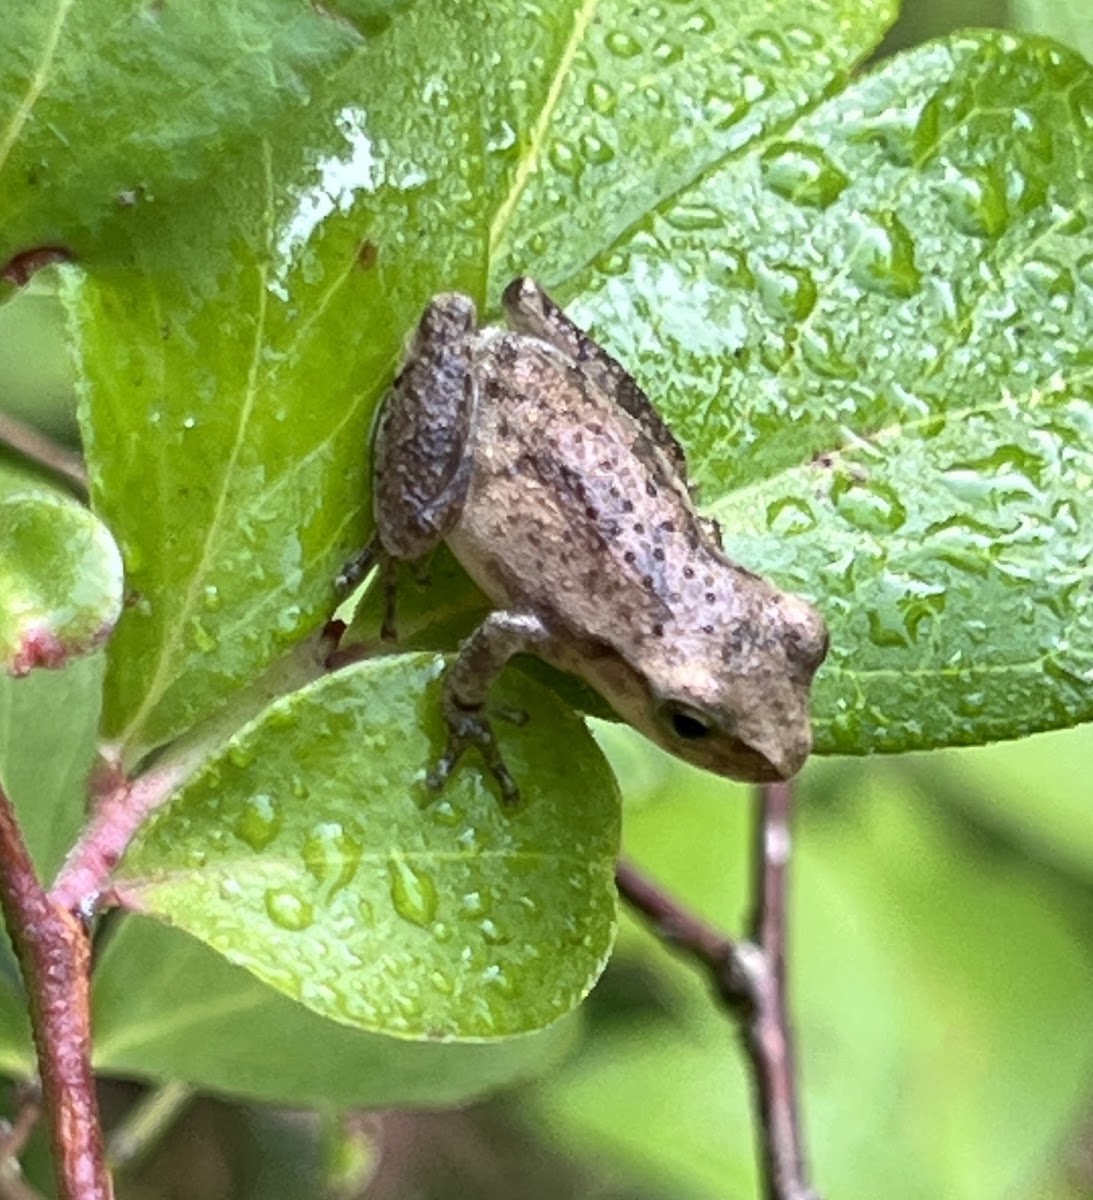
[659,702,714,741]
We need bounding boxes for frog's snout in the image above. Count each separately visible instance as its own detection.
[766,729,814,781]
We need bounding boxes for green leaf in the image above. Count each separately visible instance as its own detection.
[0,276,76,437]
[0,487,123,676]
[488,0,899,287]
[93,915,580,1106]
[111,654,620,1040]
[0,1,373,286]
[561,32,1093,754]
[0,935,32,1077]
[0,653,103,881]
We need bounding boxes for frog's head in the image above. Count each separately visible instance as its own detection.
[643,590,829,782]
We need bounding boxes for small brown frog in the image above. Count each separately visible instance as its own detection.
[344,278,828,802]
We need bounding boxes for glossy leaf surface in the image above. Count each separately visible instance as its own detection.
[93,915,580,1105]
[112,655,620,1040]
[561,32,1093,753]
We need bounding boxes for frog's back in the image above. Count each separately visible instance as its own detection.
[446,330,704,651]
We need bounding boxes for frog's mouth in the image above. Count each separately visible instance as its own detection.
[726,743,788,782]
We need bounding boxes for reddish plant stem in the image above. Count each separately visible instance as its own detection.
[615,780,816,1200]
[0,786,111,1200]
[51,756,195,916]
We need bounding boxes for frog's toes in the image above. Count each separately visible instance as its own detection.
[431,702,522,805]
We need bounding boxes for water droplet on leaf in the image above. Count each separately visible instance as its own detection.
[849,211,920,298]
[760,142,848,209]
[302,822,362,894]
[388,855,438,927]
[941,164,1008,239]
[604,30,642,58]
[755,260,817,321]
[265,888,314,932]
[831,473,907,534]
[233,793,282,851]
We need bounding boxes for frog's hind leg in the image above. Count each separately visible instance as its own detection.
[501,276,689,479]
[373,293,480,562]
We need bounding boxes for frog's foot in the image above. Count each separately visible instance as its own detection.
[427,700,521,806]
[428,610,550,805]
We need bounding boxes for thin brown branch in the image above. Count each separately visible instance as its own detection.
[0,413,87,498]
[0,1088,41,1164]
[615,779,817,1200]
[0,785,112,1200]
[0,1086,46,1200]
[746,781,815,1200]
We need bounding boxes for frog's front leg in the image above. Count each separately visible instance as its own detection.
[429,610,551,806]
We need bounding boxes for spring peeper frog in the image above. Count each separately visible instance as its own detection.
[344,278,828,803]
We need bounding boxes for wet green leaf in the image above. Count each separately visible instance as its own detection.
[487,0,897,288]
[563,32,1093,753]
[93,915,580,1105]
[50,1,609,760]
[0,938,32,1077]
[112,654,620,1040]
[0,488,123,676]
[0,1,375,289]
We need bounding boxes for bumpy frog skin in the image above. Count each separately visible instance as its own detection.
[361,278,828,802]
